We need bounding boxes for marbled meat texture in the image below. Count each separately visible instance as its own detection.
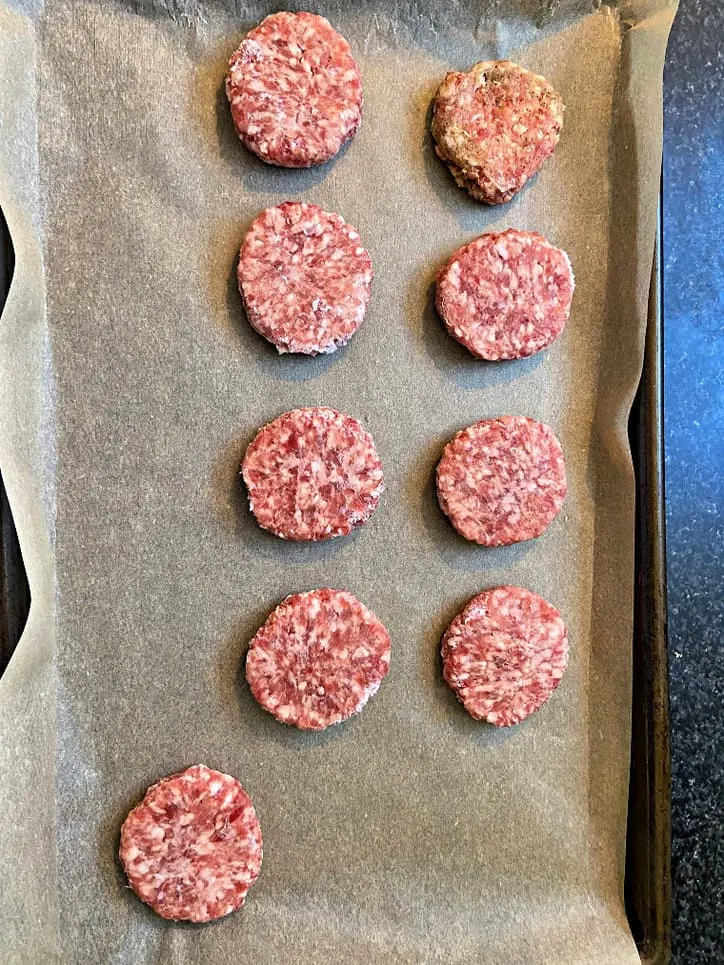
[119,765,263,922]
[442,585,569,726]
[436,229,574,360]
[226,11,363,167]
[431,60,564,203]
[238,202,373,355]
[436,416,567,546]
[242,407,384,541]
[246,588,391,730]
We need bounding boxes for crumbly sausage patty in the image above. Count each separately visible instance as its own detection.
[442,586,569,726]
[246,588,391,730]
[242,407,384,541]
[436,416,567,546]
[436,229,574,360]
[226,12,363,168]
[238,202,373,355]
[119,765,263,922]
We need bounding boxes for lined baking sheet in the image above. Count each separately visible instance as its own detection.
[0,1,675,961]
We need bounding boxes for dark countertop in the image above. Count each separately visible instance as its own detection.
[663,0,724,962]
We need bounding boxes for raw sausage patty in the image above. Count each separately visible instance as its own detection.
[238,202,373,355]
[242,407,384,541]
[436,229,574,360]
[431,60,564,204]
[246,588,391,730]
[442,586,569,726]
[436,416,566,546]
[119,764,263,922]
[226,11,363,167]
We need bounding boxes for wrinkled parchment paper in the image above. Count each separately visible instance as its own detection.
[0,1,675,961]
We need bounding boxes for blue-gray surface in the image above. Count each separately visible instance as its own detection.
[664,0,724,962]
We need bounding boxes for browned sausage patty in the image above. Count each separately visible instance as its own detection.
[431,61,564,204]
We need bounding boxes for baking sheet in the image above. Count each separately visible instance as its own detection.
[0,1,675,962]
[625,220,671,965]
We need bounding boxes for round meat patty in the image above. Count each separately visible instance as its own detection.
[238,202,373,355]
[246,588,391,730]
[242,407,384,541]
[442,585,569,726]
[431,60,564,204]
[436,416,567,546]
[226,11,363,168]
[436,229,574,360]
[119,764,263,922]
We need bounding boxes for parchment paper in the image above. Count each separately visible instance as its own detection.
[0,1,675,961]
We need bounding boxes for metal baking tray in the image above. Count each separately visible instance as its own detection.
[0,213,30,674]
[625,202,671,965]
[0,200,671,961]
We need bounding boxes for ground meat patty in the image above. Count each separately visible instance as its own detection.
[242,407,384,541]
[436,229,574,360]
[442,586,569,726]
[238,202,373,355]
[436,416,566,546]
[119,764,263,922]
[226,12,363,168]
[246,588,391,730]
[431,60,564,204]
